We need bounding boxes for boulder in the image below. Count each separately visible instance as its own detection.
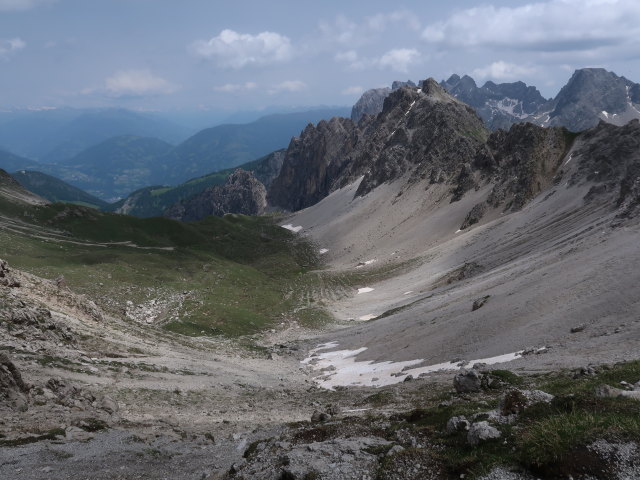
[454,369,482,393]
[467,421,501,446]
[446,415,470,434]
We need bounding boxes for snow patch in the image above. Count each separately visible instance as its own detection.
[302,344,525,389]
[403,291,413,295]
[355,259,377,268]
[319,248,329,254]
[358,314,377,321]
[357,287,374,294]
[281,224,303,233]
[562,153,573,166]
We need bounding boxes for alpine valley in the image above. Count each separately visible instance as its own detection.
[1,67,640,480]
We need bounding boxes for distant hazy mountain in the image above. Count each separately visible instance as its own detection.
[109,150,285,218]
[0,148,38,172]
[0,108,191,162]
[10,170,108,209]
[37,135,174,201]
[160,108,350,185]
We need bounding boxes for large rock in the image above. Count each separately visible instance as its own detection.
[0,259,20,288]
[165,169,267,221]
[454,369,482,393]
[467,421,501,446]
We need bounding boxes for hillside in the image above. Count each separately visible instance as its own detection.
[36,135,174,201]
[109,149,285,217]
[10,170,108,208]
[0,148,39,172]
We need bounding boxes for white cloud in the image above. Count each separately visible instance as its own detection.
[473,61,536,80]
[422,0,640,53]
[335,47,420,73]
[191,29,293,68]
[341,86,365,96]
[366,10,421,32]
[377,48,420,73]
[101,70,177,97]
[319,10,420,47]
[0,37,25,59]
[335,50,358,63]
[213,82,258,93]
[0,0,51,11]
[268,80,307,95]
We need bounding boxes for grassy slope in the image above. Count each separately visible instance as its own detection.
[10,170,109,209]
[0,197,324,337]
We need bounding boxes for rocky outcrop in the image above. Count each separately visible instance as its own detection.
[350,78,488,197]
[0,353,30,412]
[267,117,359,211]
[250,149,286,189]
[165,169,267,221]
[269,79,488,211]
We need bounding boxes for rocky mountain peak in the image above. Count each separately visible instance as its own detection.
[350,87,392,123]
[547,68,640,131]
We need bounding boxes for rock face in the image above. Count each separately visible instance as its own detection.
[269,79,488,211]
[165,169,267,221]
[0,353,30,412]
[350,81,417,124]
[250,149,286,189]
[351,87,391,123]
[350,78,488,198]
[268,117,359,211]
[569,119,640,223]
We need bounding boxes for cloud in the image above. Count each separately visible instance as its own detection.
[192,29,293,68]
[335,48,420,73]
[335,50,358,63]
[95,70,177,97]
[0,0,52,11]
[473,61,537,80]
[377,48,420,73]
[422,0,640,53]
[268,80,307,95]
[0,37,25,59]
[341,86,365,96]
[319,10,420,47]
[213,82,258,93]
[366,10,421,32]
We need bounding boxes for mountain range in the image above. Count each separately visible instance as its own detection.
[0,108,348,201]
[352,68,640,133]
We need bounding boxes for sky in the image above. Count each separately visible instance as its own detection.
[1,0,640,113]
